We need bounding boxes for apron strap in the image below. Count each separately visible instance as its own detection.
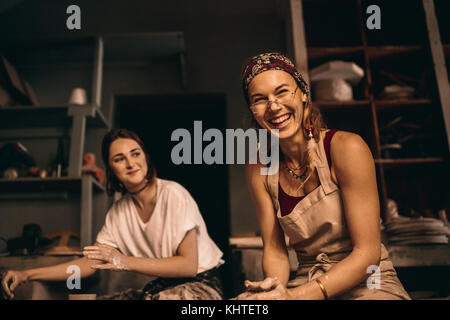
[316,131,339,195]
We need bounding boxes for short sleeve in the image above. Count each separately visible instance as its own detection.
[172,190,201,253]
[95,207,119,248]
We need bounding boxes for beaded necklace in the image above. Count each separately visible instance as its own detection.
[283,162,308,180]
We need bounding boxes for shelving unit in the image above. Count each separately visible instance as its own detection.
[312,100,370,110]
[374,99,433,110]
[366,45,424,59]
[0,176,105,194]
[0,32,186,247]
[287,1,450,296]
[374,157,445,166]
[0,104,108,129]
[288,0,449,218]
[0,36,107,248]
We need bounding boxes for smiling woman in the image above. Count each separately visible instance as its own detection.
[237,52,411,300]
[1,129,224,300]
[101,129,156,197]
[248,71,307,139]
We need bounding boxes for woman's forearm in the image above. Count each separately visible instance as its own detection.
[262,250,291,286]
[121,255,198,278]
[25,257,98,282]
[287,249,379,300]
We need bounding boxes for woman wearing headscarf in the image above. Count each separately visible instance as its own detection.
[237,52,410,300]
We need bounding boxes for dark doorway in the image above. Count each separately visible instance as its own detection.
[115,93,232,297]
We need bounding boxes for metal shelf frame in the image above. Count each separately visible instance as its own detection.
[0,32,186,247]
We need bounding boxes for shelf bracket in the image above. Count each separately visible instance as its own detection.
[0,192,68,201]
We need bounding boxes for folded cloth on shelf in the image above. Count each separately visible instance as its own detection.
[384,217,449,245]
[309,60,364,86]
[380,84,415,100]
[387,235,448,245]
[312,79,353,102]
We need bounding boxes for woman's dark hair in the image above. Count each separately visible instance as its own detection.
[101,128,156,196]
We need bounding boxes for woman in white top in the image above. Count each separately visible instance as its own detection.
[1,128,224,300]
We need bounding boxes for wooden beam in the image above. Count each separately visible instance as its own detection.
[423,0,450,150]
[287,0,310,85]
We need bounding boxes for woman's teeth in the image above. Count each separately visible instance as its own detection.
[269,114,291,126]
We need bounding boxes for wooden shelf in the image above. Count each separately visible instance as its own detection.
[375,99,434,110]
[0,34,115,248]
[375,158,445,166]
[0,176,105,194]
[386,244,450,268]
[0,32,185,66]
[367,45,423,59]
[313,100,370,110]
[307,46,364,60]
[306,45,427,61]
[0,104,109,129]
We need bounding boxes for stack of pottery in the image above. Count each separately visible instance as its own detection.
[384,199,449,245]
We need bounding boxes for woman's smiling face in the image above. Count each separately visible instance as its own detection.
[248,70,307,139]
[109,138,148,190]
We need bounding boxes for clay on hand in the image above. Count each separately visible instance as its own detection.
[83,243,128,271]
[234,277,291,300]
[245,277,280,291]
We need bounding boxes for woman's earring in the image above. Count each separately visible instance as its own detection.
[306,127,319,170]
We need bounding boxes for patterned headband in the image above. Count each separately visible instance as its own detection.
[241,52,310,104]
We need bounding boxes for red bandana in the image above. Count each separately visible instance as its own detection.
[241,52,309,105]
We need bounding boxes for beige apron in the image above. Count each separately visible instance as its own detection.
[267,132,411,300]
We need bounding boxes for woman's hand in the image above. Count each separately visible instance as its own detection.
[235,277,292,300]
[83,243,128,271]
[1,270,29,299]
[245,277,280,291]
